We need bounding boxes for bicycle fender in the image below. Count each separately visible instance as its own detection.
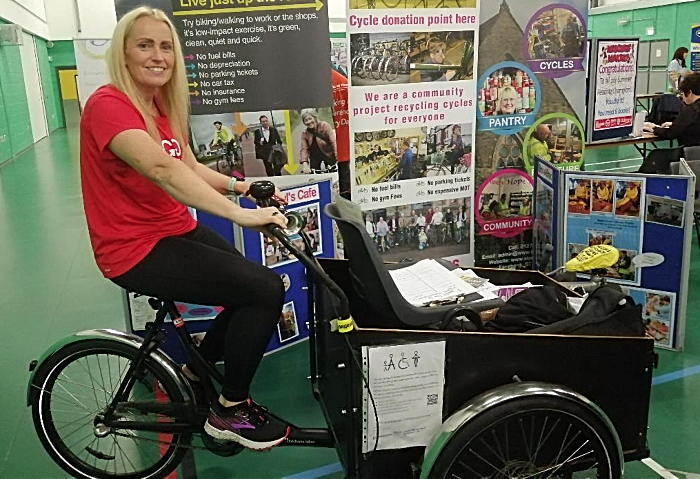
[27,329,194,406]
[419,381,623,479]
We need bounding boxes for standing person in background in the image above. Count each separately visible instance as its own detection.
[667,47,690,91]
[299,109,337,173]
[253,115,283,177]
[365,214,375,238]
[332,69,351,198]
[80,6,290,451]
[376,216,389,252]
[397,140,414,180]
[560,15,582,58]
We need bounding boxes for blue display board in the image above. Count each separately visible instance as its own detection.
[557,168,693,349]
[239,179,336,353]
[533,159,561,271]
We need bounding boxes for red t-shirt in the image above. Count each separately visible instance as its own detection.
[331,69,350,163]
[80,85,196,278]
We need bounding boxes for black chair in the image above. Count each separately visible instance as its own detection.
[647,93,682,125]
[324,199,503,331]
[637,147,683,174]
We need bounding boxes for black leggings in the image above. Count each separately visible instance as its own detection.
[112,224,284,402]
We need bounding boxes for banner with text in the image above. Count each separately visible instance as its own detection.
[588,38,639,142]
[115,0,337,180]
[347,2,478,265]
[473,0,588,269]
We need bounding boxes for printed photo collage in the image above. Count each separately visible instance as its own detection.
[565,175,645,285]
[190,108,337,179]
[347,4,479,215]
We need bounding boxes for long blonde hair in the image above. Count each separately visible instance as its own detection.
[106,7,189,146]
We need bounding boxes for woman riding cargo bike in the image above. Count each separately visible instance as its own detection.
[26,6,656,479]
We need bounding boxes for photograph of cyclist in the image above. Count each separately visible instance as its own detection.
[190,110,287,178]
[425,122,472,176]
[80,6,291,451]
[362,198,471,262]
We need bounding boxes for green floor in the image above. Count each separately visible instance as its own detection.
[0,126,698,478]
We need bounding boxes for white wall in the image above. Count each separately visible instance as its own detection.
[0,0,49,38]
[75,0,116,39]
[44,0,116,40]
[45,0,79,40]
[20,31,48,142]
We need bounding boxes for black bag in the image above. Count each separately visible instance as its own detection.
[485,287,572,333]
[529,285,645,337]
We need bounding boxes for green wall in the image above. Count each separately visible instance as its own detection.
[589,1,700,52]
[0,20,32,162]
[46,40,77,130]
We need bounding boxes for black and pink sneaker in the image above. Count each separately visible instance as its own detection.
[203,399,290,450]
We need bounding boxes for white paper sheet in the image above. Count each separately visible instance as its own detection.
[362,341,446,452]
[388,260,479,306]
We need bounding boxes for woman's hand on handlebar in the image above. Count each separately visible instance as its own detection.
[234,206,288,231]
[238,181,286,206]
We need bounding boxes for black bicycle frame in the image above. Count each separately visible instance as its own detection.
[101,227,343,448]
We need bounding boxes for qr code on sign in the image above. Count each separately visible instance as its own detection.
[427,394,438,406]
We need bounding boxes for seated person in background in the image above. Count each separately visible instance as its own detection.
[592,181,613,211]
[420,40,456,82]
[496,87,518,115]
[616,182,640,214]
[649,73,700,147]
[571,180,589,202]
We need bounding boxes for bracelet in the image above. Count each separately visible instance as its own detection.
[227,177,240,195]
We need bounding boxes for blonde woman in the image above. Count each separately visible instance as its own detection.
[80,7,290,450]
[497,86,519,115]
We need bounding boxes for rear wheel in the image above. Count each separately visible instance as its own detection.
[31,340,191,479]
[428,395,621,479]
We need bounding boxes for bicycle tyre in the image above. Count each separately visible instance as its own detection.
[427,395,621,479]
[381,0,402,7]
[385,57,399,82]
[370,57,383,80]
[31,339,191,479]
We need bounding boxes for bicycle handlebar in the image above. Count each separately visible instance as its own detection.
[264,224,351,320]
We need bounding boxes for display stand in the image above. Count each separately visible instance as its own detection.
[124,179,336,362]
[534,157,696,350]
[238,179,336,353]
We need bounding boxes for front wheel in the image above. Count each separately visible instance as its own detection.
[428,395,622,479]
[31,339,191,479]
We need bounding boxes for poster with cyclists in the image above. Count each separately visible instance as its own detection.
[115,0,343,181]
[347,0,479,264]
